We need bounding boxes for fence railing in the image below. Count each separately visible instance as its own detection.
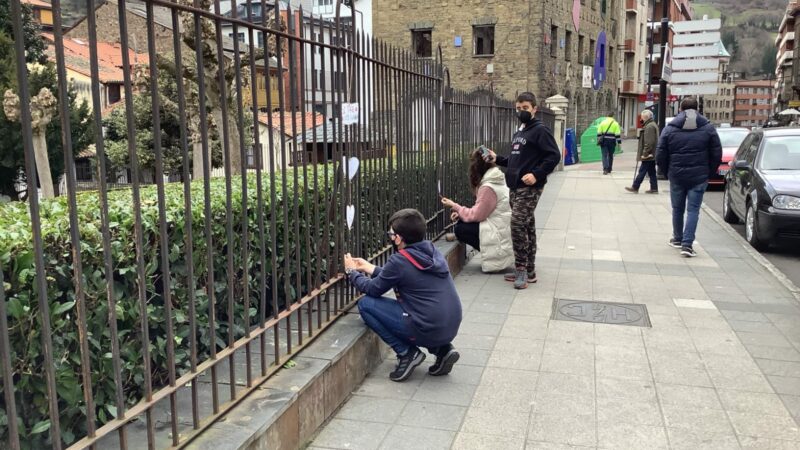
[0,0,517,448]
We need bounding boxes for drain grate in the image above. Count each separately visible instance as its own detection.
[551,298,651,327]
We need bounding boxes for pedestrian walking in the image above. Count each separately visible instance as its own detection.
[656,97,722,258]
[483,92,561,289]
[626,109,660,194]
[597,112,622,175]
[441,149,514,273]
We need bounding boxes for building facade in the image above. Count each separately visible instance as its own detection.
[618,0,650,137]
[700,42,734,126]
[646,0,692,118]
[775,3,797,115]
[734,79,774,127]
[372,0,623,136]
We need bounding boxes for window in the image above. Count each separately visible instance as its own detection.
[550,25,558,57]
[75,159,92,181]
[107,83,121,104]
[639,24,644,45]
[257,32,264,48]
[229,32,245,42]
[578,35,585,63]
[412,29,432,58]
[565,30,572,61]
[589,38,595,63]
[601,0,607,14]
[638,62,642,80]
[473,25,495,56]
[608,46,613,71]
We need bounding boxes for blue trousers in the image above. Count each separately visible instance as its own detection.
[601,140,617,172]
[669,181,708,247]
[358,295,450,356]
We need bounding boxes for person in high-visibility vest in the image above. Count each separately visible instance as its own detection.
[597,113,622,175]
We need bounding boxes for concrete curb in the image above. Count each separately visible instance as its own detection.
[701,202,800,300]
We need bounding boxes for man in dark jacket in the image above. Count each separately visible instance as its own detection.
[484,92,562,289]
[626,109,660,193]
[656,97,722,257]
[344,209,462,382]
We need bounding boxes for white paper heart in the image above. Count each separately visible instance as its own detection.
[437,180,442,195]
[341,156,360,180]
[346,205,355,230]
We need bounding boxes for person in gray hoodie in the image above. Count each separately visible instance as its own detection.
[344,209,462,382]
[656,97,722,257]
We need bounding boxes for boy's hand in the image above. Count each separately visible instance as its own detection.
[441,196,457,209]
[344,253,357,271]
[352,257,376,275]
[483,149,497,163]
[522,173,537,185]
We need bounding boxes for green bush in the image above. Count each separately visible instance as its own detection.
[0,169,334,447]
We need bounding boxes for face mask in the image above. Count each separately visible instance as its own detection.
[516,110,532,124]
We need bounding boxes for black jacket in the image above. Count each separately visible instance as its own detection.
[655,110,722,186]
[495,118,562,190]
[349,241,462,347]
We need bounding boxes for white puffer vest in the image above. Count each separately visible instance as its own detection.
[478,167,514,272]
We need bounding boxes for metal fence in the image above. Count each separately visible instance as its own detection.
[0,0,518,448]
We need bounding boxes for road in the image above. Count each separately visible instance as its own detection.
[704,187,800,289]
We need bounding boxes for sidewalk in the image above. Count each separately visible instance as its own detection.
[308,140,800,450]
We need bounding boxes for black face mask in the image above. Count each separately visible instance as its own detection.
[516,110,532,124]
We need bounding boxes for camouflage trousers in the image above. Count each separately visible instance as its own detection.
[510,186,543,272]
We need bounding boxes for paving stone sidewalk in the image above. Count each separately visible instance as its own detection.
[309,141,800,449]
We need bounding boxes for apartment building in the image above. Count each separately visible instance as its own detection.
[618,0,650,137]
[734,80,774,127]
[775,2,798,114]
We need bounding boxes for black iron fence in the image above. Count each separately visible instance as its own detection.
[0,0,517,448]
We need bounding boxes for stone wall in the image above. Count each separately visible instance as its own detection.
[373,0,621,138]
[68,1,176,55]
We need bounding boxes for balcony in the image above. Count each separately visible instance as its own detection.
[626,0,638,12]
[620,78,643,94]
[623,39,636,53]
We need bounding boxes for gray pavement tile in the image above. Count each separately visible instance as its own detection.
[524,441,595,450]
[487,349,542,371]
[719,390,793,416]
[781,395,800,421]
[509,298,554,317]
[648,313,687,329]
[642,330,697,353]
[537,372,595,398]
[768,375,800,396]
[355,373,423,400]
[471,383,536,412]
[458,321,503,337]
[624,262,661,275]
[462,311,508,325]
[378,425,455,450]
[708,372,774,393]
[721,310,772,323]
[666,428,741,450]
[597,422,669,450]
[730,320,783,334]
[335,395,408,423]
[661,404,735,434]
[596,377,657,402]
[452,334,496,351]
[312,418,391,450]
[460,406,530,438]
[468,299,513,314]
[651,365,714,387]
[494,337,546,353]
[501,315,550,340]
[451,432,525,450]
[757,359,800,378]
[422,364,484,386]
[545,321,596,344]
[656,383,723,410]
[683,316,733,331]
[647,349,705,370]
[532,391,595,416]
[480,367,539,388]
[744,344,800,362]
[595,359,652,381]
[411,379,477,407]
[737,331,795,348]
[528,414,597,448]
[727,411,800,441]
[539,352,595,377]
[596,397,663,426]
[703,353,763,376]
[456,349,491,367]
[595,344,649,364]
[739,436,800,450]
[395,401,466,432]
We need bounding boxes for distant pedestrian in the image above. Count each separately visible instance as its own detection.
[626,109,660,194]
[483,92,561,289]
[441,149,514,273]
[656,97,722,258]
[597,112,622,175]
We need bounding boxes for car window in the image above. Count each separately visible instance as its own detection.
[758,136,800,170]
[735,135,754,161]
[745,135,762,164]
[717,130,749,148]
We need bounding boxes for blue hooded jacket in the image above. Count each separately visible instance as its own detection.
[348,241,462,347]
[656,109,722,187]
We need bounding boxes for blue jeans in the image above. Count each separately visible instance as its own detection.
[670,181,708,247]
[601,140,616,172]
[358,295,417,356]
[633,160,658,191]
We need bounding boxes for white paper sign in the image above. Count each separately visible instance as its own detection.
[582,66,592,88]
[342,156,360,180]
[437,180,442,195]
[342,103,359,125]
[346,205,355,230]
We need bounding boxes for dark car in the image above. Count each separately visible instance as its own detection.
[711,127,749,186]
[723,128,800,250]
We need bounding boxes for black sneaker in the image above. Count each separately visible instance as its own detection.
[668,238,682,249]
[389,348,425,382]
[681,246,697,258]
[429,345,460,376]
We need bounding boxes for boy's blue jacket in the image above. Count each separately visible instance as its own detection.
[348,240,462,346]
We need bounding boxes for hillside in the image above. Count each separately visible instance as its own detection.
[691,0,784,77]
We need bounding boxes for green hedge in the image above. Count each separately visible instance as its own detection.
[0,169,334,447]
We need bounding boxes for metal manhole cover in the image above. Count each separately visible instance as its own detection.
[551,298,651,327]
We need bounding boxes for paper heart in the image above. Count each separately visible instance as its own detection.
[437,180,442,195]
[346,205,355,230]
[341,156,360,180]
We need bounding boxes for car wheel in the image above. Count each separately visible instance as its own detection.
[722,187,738,224]
[745,203,768,251]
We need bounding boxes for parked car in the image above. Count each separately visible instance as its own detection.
[723,128,800,250]
[710,127,749,186]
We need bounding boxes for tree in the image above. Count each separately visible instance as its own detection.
[0,0,46,64]
[0,32,93,199]
[760,45,777,76]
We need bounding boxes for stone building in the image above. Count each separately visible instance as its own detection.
[372,0,623,136]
